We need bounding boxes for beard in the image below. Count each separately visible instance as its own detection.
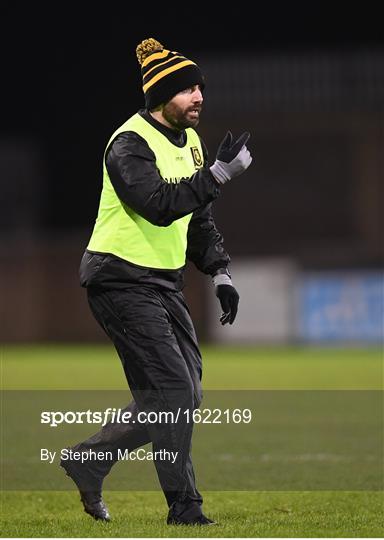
[162,100,202,130]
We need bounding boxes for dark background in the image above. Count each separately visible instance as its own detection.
[1,5,383,341]
[3,5,383,228]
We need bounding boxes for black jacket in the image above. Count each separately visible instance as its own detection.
[80,109,230,291]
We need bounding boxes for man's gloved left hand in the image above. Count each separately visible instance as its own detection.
[215,284,240,325]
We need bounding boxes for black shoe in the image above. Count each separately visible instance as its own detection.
[167,501,217,526]
[79,491,111,522]
[167,513,217,526]
[60,453,110,522]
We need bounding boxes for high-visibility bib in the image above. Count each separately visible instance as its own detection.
[87,113,204,269]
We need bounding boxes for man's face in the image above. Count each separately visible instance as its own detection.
[162,85,203,130]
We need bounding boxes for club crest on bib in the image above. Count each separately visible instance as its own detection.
[190,146,203,169]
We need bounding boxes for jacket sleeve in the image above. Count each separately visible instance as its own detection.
[105,131,221,227]
[186,202,230,275]
[186,137,230,275]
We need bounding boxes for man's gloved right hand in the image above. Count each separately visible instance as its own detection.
[209,131,252,185]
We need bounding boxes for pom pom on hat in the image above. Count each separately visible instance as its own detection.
[136,38,164,65]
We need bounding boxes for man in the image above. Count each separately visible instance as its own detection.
[61,38,252,526]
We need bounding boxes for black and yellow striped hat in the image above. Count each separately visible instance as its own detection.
[136,38,204,110]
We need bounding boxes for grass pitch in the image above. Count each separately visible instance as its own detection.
[1,344,383,537]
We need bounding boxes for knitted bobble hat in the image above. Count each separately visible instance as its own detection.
[136,38,204,109]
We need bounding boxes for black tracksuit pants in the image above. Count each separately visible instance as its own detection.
[72,285,203,510]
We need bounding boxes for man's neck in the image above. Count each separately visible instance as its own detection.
[149,110,181,132]
[141,109,186,148]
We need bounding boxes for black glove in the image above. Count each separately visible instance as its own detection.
[216,131,250,162]
[210,131,252,184]
[215,284,240,325]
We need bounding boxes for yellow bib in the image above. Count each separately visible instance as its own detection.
[87,113,203,269]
